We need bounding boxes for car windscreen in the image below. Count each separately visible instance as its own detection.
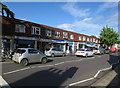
[94,48,98,50]
[16,49,26,54]
[77,49,85,51]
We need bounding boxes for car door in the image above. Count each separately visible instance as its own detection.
[28,49,41,63]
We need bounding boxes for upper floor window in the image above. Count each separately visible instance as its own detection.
[96,40,98,43]
[55,31,60,38]
[83,36,86,41]
[63,32,68,39]
[87,37,89,41]
[46,30,52,37]
[70,34,74,39]
[90,38,92,42]
[31,26,41,35]
[15,24,25,33]
[93,38,95,42]
[79,36,82,40]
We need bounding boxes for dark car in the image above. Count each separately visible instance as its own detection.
[104,49,111,54]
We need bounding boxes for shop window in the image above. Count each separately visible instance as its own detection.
[63,32,68,39]
[90,38,92,42]
[15,24,25,33]
[55,31,60,38]
[70,34,74,39]
[46,30,52,37]
[31,26,41,35]
[87,38,89,41]
[83,36,86,41]
[79,36,82,41]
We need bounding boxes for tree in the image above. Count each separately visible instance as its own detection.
[0,2,15,18]
[100,25,119,48]
[91,35,97,38]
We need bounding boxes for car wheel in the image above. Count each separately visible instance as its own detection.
[41,57,47,64]
[20,59,28,66]
[85,53,88,58]
[92,53,95,57]
[51,54,55,57]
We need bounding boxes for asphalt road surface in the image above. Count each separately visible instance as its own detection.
[2,53,119,88]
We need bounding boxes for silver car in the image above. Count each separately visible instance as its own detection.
[93,48,104,55]
[12,48,47,66]
[45,48,65,57]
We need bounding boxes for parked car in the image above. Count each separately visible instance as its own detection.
[104,49,111,54]
[12,48,47,66]
[111,47,116,52]
[45,48,65,57]
[93,48,104,55]
[75,49,94,57]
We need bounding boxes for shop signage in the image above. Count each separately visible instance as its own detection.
[15,36,36,40]
[67,41,73,44]
[1,39,6,42]
[40,38,53,42]
[53,40,67,43]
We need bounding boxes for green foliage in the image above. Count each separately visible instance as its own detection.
[91,35,97,38]
[100,25,119,47]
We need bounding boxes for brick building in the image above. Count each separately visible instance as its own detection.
[1,16,100,54]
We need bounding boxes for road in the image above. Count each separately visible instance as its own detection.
[1,53,119,88]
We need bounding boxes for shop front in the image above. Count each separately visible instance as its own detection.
[38,38,53,53]
[66,41,74,54]
[14,36,36,49]
[53,40,67,52]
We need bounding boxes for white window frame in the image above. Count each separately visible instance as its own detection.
[93,38,95,42]
[15,24,25,33]
[46,30,52,37]
[96,40,98,43]
[83,36,86,41]
[31,26,41,35]
[87,38,89,41]
[79,36,82,41]
[70,34,74,39]
[90,38,92,42]
[55,31,60,38]
[63,32,68,39]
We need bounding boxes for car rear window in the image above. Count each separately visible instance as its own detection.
[46,48,50,51]
[16,49,26,54]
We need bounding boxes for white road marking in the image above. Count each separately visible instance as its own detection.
[4,67,30,75]
[37,65,54,68]
[0,76,11,88]
[3,57,97,75]
[66,60,119,88]
[55,62,64,65]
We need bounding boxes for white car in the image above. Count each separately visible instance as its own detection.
[75,49,94,57]
[45,48,65,57]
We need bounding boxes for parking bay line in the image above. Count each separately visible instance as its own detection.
[3,57,97,75]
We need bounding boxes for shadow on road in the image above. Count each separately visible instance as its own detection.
[107,53,120,88]
[10,67,78,88]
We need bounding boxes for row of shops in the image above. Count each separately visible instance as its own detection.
[1,36,100,54]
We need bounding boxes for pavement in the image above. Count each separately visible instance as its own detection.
[90,52,120,88]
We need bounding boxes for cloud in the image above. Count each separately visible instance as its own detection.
[61,2,90,18]
[82,17,92,22]
[93,16,103,22]
[97,2,118,13]
[57,18,103,36]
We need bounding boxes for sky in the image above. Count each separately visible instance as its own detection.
[2,2,118,38]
